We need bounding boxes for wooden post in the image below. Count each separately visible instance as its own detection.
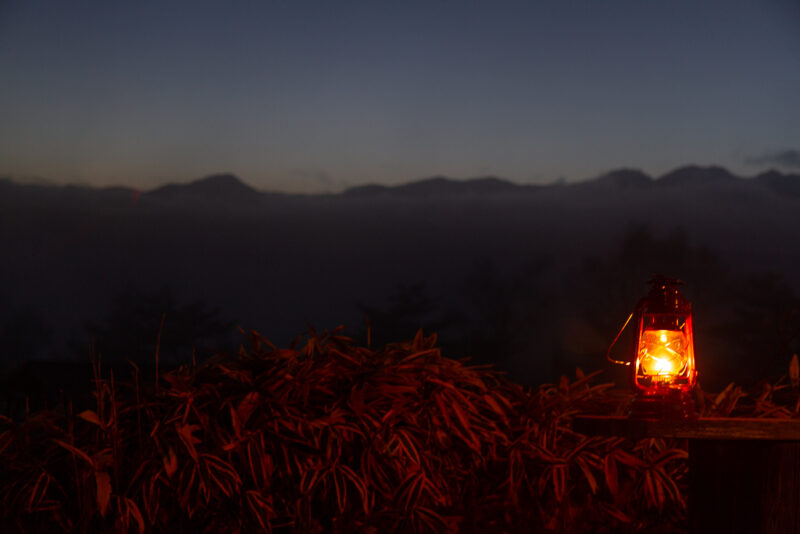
[689,440,800,533]
[573,416,800,534]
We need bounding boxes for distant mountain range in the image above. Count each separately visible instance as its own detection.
[3,162,800,388]
[336,165,798,197]
[341,165,800,197]
[2,165,799,203]
[336,165,800,198]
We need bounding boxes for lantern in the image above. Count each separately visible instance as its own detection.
[609,276,697,419]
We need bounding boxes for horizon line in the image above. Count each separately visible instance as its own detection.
[1,163,795,195]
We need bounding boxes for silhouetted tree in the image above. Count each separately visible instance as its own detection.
[578,225,725,331]
[356,259,554,384]
[712,273,800,380]
[460,258,551,362]
[0,311,54,374]
[81,287,235,366]
[357,282,450,349]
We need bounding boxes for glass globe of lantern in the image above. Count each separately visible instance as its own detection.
[634,304,696,391]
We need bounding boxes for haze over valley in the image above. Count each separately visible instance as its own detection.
[3,164,799,392]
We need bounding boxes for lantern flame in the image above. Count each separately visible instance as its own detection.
[637,329,691,383]
[652,357,674,375]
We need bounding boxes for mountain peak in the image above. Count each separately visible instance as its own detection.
[754,168,800,197]
[146,173,260,203]
[185,173,255,193]
[754,168,785,181]
[657,165,738,186]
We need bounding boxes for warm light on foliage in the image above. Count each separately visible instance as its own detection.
[3,327,799,532]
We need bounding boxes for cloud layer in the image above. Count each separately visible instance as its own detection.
[746,149,800,169]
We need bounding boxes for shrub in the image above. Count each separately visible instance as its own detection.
[2,329,797,533]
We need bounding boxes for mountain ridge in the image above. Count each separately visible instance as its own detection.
[2,166,800,202]
[342,175,526,198]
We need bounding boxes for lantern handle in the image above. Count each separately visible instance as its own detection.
[606,312,634,366]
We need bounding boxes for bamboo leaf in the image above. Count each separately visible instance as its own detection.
[613,449,647,469]
[300,468,322,495]
[95,471,112,517]
[565,436,597,462]
[340,464,370,514]
[236,391,261,426]
[400,349,438,364]
[714,383,735,407]
[333,469,347,514]
[653,448,689,466]
[176,423,202,462]
[449,395,479,449]
[349,385,366,417]
[599,502,632,523]
[482,393,510,428]
[78,410,104,427]
[434,393,453,430]
[604,454,619,496]
[125,497,146,534]
[554,465,567,502]
[396,471,423,511]
[643,471,657,509]
[416,506,450,532]
[26,471,51,512]
[162,447,178,478]
[396,429,421,465]
[246,490,274,531]
[653,469,666,511]
[576,457,598,494]
[412,329,425,351]
[51,438,94,467]
[330,348,361,366]
[654,466,683,507]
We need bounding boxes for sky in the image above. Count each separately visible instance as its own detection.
[1,1,798,193]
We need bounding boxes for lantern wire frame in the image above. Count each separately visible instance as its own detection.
[606,312,634,366]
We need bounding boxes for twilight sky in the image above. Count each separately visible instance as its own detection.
[1,1,798,193]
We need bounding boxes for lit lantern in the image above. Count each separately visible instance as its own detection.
[609,276,697,419]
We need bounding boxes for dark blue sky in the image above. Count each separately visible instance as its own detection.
[1,1,798,192]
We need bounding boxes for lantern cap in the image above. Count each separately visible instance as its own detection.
[648,274,683,287]
[642,274,691,314]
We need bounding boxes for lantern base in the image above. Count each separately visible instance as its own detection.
[629,389,696,420]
